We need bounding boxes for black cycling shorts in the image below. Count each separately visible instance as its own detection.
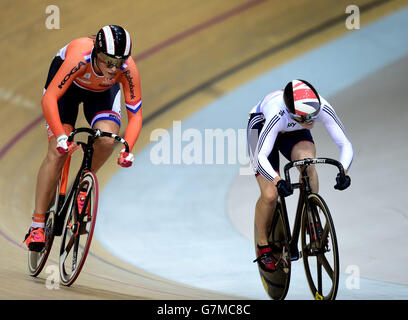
[247,112,314,177]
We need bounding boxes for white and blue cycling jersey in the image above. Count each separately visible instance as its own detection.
[248,90,353,182]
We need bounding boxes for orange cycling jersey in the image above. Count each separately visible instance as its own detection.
[42,37,142,151]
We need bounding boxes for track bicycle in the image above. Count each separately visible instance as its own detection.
[254,157,345,300]
[28,128,129,286]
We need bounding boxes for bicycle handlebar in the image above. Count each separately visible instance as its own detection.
[283,157,345,188]
[67,128,130,153]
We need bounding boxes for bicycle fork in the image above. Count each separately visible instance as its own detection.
[280,196,302,261]
[53,154,72,236]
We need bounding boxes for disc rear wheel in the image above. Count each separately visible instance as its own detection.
[254,203,291,300]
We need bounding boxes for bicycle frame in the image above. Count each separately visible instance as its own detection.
[53,142,91,235]
[278,158,344,259]
[278,167,309,259]
[257,157,344,300]
[28,127,130,281]
[54,128,127,235]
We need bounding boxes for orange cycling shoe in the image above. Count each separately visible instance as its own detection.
[77,190,90,216]
[23,227,45,252]
[253,245,276,272]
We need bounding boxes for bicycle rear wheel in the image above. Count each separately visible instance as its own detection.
[254,202,291,300]
[301,193,339,300]
[59,171,98,286]
[28,210,56,277]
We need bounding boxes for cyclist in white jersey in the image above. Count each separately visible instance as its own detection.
[247,79,353,272]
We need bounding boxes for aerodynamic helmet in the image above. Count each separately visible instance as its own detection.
[94,25,132,60]
[283,79,321,123]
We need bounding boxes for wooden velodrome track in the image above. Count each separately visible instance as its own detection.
[0,0,406,300]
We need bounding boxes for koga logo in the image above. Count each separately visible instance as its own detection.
[287,122,297,128]
[58,62,86,89]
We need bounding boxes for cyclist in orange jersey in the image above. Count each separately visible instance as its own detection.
[23,25,142,251]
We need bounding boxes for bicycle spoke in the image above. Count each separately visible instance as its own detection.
[318,253,334,280]
[72,235,80,272]
[61,229,75,264]
[320,223,329,248]
[78,220,92,234]
[317,258,323,294]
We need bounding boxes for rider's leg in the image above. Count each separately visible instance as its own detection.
[255,174,279,246]
[27,56,79,245]
[90,119,120,173]
[34,124,73,219]
[291,140,319,193]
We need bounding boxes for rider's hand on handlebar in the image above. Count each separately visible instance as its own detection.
[56,134,73,154]
[118,149,134,168]
[334,172,351,190]
[276,179,293,197]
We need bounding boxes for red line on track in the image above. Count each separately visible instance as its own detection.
[0,115,44,160]
[134,0,267,61]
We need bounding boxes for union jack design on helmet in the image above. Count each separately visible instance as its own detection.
[283,79,321,123]
[95,25,132,60]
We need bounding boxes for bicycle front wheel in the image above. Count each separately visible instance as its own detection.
[59,171,99,286]
[301,193,339,300]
